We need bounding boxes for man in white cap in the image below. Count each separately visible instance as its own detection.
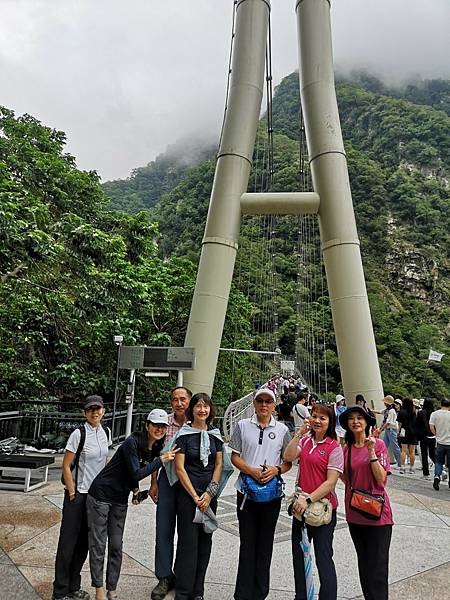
[230,387,292,600]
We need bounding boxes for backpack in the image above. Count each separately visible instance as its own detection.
[61,425,86,489]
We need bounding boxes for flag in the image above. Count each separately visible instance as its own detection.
[428,349,445,363]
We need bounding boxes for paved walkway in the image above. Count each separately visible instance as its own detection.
[0,454,449,599]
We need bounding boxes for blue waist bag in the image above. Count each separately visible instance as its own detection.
[240,474,284,503]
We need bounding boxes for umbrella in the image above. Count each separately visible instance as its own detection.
[300,526,315,600]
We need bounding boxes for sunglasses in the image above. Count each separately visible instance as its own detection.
[255,399,274,405]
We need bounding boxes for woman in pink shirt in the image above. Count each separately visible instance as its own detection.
[339,405,393,600]
[284,403,343,600]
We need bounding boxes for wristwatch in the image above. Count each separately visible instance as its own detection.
[305,496,312,505]
[276,466,282,476]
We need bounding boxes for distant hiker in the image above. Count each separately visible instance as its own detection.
[378,395,402,469]
[430,398,450,491]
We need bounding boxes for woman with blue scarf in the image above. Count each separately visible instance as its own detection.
[171,392,224,600]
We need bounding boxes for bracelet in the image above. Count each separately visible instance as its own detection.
[206,481,219,498]
[370,458,378,463]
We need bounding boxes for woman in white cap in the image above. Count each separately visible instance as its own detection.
[335,394,347,444]
[86,409,178,600]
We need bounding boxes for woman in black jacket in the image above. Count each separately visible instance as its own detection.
[415,398,436,479]
[86,409,178,600]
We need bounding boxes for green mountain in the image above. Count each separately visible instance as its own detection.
[104,72,450,399]
[1,71,449,410]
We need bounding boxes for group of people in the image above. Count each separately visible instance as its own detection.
[378,394,450,489]
[53,383,449,600]
[53,389,227,600]
[248,385,393,600]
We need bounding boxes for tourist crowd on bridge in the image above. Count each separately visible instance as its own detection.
[52,377,450,600]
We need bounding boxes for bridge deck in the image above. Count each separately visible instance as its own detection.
[0,452,449,599]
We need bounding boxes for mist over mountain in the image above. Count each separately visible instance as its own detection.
[104,71,450,398]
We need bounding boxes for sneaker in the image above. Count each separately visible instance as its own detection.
[70,591,91,600]
[422,475,430,480]
[151,577,173,600]
[409,467,415,474]
[399,468,405,474]
[433,478,440,491]
[442,470,448,481]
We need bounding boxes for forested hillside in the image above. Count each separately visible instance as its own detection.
[105,72,450,399]
[1,72,449,410]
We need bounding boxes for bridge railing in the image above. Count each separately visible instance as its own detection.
[222,390,255,440]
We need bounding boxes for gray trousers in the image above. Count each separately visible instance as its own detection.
[86,494,128,590]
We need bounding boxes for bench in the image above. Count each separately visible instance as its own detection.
[0,455,55,492]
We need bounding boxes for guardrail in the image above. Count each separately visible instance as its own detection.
[0,410,149,446]
[222,390,255,440]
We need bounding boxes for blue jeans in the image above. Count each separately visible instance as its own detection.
[155,468,177,579]
[382,428,401,467]
[434,443,450,480]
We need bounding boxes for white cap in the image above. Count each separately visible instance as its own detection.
[254,388,276,403]
[394,398,402,406]
[335,394,345,403]
[147,408,169,425]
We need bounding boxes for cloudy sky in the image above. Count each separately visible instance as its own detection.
[1,0,449,181]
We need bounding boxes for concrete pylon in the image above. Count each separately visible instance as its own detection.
[184,0,270,395]
[295,0,384,409]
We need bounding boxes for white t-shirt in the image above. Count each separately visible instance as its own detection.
[293,403,310,428]
[65,422,110,493]
[429,409,450,445]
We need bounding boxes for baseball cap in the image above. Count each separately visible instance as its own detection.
[147,408,169,425]
[84,395,104,409]
[254,388,276,403]
[394,398,402,407]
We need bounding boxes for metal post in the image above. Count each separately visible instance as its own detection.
[111,336,123,440]
[295,0,384,408]
[184,0,270,395]
[125,369,136,439]
[177,371,184,387]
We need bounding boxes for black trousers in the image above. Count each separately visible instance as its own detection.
[292,510,337,600]
[234,492,281,600]
[174,487,216,600]
[348,522,392,600]
[53,491,88,599]
[420,437,436,476]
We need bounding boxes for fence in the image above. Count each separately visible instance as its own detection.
[0,409,149,446]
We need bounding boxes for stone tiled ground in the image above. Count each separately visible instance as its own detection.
[1,454,449,599]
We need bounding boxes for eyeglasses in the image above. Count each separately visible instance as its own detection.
[255,399,274,405]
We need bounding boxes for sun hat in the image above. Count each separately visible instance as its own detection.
[254,387,276,403]
[335,394,345,403]
[394,398,402,407]
[147,408,169,425]
[84,395,104,409]
[339,405,377,430]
